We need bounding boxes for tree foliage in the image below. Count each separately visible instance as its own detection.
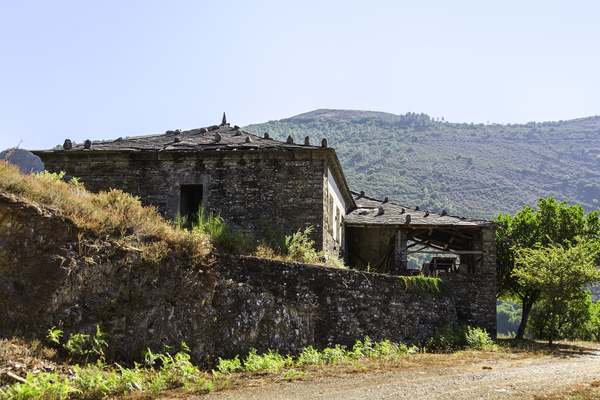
[496,301,522,336]
[526,290,600,341]
[494,197,600,339]
[513,241,600,345]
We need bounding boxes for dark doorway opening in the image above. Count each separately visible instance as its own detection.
[180,185,203,220]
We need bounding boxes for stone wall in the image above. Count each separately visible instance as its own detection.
[435,226,497,338]
[0,192,460,363]
[1,192,496,365]
[42,150,328,250]
[214,255,457,350]
[0,192,78,330]
[442,273,497,338]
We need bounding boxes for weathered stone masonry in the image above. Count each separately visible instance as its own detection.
[1,193,496,363]
[33,126,356,255]
[30,122,497,346]
[215,255,458,350]
[41,150,333,250]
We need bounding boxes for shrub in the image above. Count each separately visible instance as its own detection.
[242,349,289,373]
[465,326,493,349]
[425,324,494,352]
[284,226,322,264]
[217,355,242,374]
[296,346,323,366]
[321,345,346,364]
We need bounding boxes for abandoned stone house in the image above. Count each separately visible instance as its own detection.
[32,116,497,335]
[33,119,353,256]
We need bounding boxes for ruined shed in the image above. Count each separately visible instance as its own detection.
[346,192,496,337]
[346,191,497,335]
[346,191,496,275]
[32,120,355,254]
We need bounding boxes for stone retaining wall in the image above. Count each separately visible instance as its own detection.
[214,255,457,351]
[443,273,497,338]
[1,193,495,364]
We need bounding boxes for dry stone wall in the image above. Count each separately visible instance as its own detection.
[442,273,497,338]
[214,255,457,350]
[1,193,495,365]
[0,192,78,330]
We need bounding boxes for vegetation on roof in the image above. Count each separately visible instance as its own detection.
[396,276,454,299]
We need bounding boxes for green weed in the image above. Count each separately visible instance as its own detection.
[396,276,454,298]
[217,355,242,374]
[243,349,288,373]
[426,324,495,352]
[46,326,63,345]
[63,325,108,359]
[297,345,323,366]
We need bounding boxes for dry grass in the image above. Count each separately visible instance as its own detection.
[0,160,213,268]
[534,385,600,399]
[1,161,165,238]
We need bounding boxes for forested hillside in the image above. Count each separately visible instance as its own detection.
[244,109,600,219]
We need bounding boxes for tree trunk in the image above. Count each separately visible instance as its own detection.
[549,301,558,346]
[516,299,534,340]
[538,313,550,339]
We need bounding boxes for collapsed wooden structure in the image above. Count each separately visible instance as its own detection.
[345,191,496,276]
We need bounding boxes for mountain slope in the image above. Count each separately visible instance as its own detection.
[244,111,600,219]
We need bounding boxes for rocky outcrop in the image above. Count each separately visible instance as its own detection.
[0,149,44,175]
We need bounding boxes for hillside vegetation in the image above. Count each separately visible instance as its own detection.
[244,109,600,219]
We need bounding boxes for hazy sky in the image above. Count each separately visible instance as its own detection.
[1,0,599,151]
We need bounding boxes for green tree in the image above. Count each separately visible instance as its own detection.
[526,290,599,341]
[494,197,600,339]
[513,241,600,345]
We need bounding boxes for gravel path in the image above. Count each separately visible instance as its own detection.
[190,344,600,399]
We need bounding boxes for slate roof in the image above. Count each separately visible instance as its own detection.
[346,191,495,227]
[44,124,324,153]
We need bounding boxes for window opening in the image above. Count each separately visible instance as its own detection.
[180,184,203,221]
[328,195,334,233]
[336,207,341,241]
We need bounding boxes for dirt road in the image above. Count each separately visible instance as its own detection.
[192,344,600,399]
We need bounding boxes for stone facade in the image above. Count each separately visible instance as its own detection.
[41,150,332,249]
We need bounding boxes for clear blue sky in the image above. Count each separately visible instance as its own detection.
[1,0,599,151]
